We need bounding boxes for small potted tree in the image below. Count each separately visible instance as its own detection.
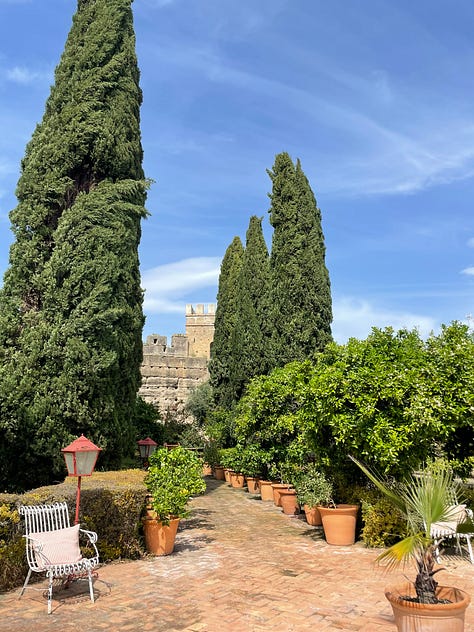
[143,446,206,555]
[351,456,472,631]
[294,465,333,526]
[240,445,270,494]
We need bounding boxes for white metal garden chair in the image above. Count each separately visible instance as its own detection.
[19,502,99,614]
[430,504,474,564]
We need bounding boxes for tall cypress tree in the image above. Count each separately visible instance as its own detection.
[0,0,148,491]
[208,236,244,409]
[230,216,271,400]
[268,152,332,367]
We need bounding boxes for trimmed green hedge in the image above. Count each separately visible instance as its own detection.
[0,469,147,593]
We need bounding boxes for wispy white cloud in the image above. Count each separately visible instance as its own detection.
[146,40,474,197]
[461,267,474,276]
[4,65,52,85]
[332,297,438,344]
[467,238,474,248]
[141,0,177,8]
[142,257,221,313]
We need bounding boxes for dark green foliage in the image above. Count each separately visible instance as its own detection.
[230,216,271,400]
[208,236,244,408]
[131,397,163,445]
[0,0,148,491]
[360,493,408,548]
[185,381,213,425]
[268,152,332,366]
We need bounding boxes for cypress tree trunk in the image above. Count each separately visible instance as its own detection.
[208,237,244,409]
[268,152,332,367]
[230,216,271,400]
[0,0,148,491]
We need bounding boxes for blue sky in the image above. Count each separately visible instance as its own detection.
[0,0,473,344]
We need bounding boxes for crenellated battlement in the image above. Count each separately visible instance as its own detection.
[139,304,215,416]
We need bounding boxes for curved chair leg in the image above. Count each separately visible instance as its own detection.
[88,568,95,603]
[465,535,474,564]
[47,573,54,615]
[18,568,32,598]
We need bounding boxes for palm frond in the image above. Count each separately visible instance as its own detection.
[376,534,426,572]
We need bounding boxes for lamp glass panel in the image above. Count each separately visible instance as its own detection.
[75,450,98,475]
[64,452,76,476]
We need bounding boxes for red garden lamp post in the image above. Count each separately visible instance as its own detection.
[137,437,157,469]
[61,435,102,524]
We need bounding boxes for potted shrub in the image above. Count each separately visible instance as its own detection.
[310,469,358,545]
[203,441,224,479]
[143,446,206,555]
[219,447,245,487]
[240,445,270,494]
[294,465,333,526]
[351,456,472,631]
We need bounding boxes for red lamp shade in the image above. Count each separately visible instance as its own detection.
[61,434,102,477]
[137,437,158,460]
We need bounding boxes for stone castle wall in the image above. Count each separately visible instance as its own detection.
[139,304,215,416]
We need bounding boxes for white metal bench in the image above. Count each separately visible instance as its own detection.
[19,502,99,614]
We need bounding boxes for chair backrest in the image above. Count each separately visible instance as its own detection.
[19,502,71,536]
[431,504,467,536]
[19,502,81,571]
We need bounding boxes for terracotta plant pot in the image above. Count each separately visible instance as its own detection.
[246,477,260,494]
[271,483,290,506]
[202,463,212,476]
[279,489,300,515]
[224,468,233,484]
[385,583,471,632]
[142,517,180,556]
[231,472,245,488]
[259,480,275,502]
[319,504,358,545]
[213,466,225,480]
[303,504,322,526]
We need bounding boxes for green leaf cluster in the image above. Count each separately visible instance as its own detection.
[145,447,206,522]
[234,323,474,481]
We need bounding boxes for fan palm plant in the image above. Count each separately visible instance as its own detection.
[350,456,470,604]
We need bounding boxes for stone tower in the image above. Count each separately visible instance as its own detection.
[185,303,215,359]
[139,304,215,416]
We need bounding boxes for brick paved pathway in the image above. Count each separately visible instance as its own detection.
[1,478,473,631]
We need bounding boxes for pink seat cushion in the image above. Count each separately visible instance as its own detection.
[30,524,82,567]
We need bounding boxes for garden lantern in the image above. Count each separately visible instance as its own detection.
[137,437,157,468]
[61,434,102,524]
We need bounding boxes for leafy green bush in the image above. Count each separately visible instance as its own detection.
[0,501,26,592]
[360,494,408,548]
[219,447,240,471]
[145,447,206,523]
[233,323,474,483]
[239,444,271,478]
[294,465,333,508]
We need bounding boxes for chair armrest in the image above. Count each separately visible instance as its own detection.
[80,528,98,544]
